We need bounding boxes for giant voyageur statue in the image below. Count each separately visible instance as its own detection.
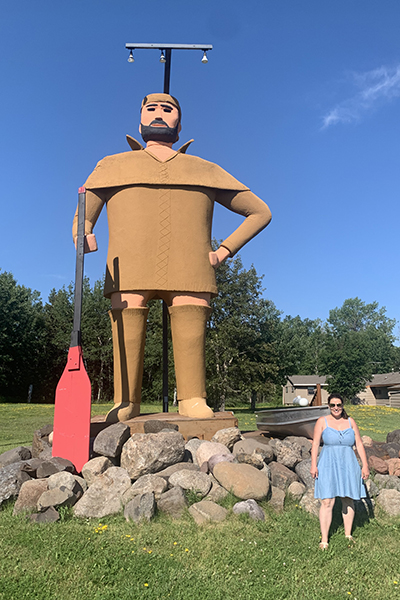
[73,93,272,422]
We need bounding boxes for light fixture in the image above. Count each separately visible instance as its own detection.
[159,51,166,63]
[201,50,208,64]
[128,50,134,63]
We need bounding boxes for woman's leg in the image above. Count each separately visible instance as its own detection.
[319,498,335,544]
[341,497,355,537]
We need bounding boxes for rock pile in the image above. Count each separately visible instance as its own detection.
[2,423,400,524]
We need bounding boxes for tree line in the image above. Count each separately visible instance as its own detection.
[1,255,399,407]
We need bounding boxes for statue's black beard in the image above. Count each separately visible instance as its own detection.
[141,120,179,143]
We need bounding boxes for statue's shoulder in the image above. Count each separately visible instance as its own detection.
[175,153,249,192]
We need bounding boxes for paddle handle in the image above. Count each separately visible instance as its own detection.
[71,187,86,347]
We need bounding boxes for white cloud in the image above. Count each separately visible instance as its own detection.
[321,64,400,129]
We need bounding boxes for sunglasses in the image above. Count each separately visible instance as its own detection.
[329,403,343,408]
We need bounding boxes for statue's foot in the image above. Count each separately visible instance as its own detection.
[178,397,214,419]
[105,402,141,423]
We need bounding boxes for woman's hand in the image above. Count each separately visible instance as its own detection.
[310,465,318,479]
[361,466,370,480]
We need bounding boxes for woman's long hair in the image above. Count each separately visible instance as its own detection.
[327,393,349,419]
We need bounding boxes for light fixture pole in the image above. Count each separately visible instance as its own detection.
[125,42,213,413]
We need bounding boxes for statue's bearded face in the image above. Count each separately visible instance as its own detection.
[140,102,181,143]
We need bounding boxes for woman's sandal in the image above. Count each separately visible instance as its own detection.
[345,535,355,543]
[319,542,329,550]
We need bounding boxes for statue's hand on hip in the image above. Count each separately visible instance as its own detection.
[209,246,230,269]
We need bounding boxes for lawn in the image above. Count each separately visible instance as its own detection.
[1,403,400,599]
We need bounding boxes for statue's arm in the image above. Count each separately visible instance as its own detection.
[72,189,106,252]
[215,189,272,257]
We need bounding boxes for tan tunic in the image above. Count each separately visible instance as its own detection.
[73,140,271,298]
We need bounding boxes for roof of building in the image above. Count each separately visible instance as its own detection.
[368,372,400,388]
[286,375,327,386]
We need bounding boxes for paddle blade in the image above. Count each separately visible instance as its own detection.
[53,345,91,473]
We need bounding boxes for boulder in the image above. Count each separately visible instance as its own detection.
[157,486,188,519]
[20,458,44,478]
[374,474,400,492]
[376,489,400,516]
[236,452,265,470]
[74,467,131,518]
[269,486,285,512]
[208,453,237,474]
[213,462,270,500]
[386,429,400,445]
[0,446,32,468]
[81,456,114,486]
[0,462,31,507]
[211,428,242,450]
[13,479,48,515]
[365,478,379,498]
[37,486,77,511]
[143,421,179,434]
[232,438,274,464]
[233,499,265,521]
[382,443,400,459]
[189,500,228,525]
[48,472,84,497]
[120,431,186,480]
[196,442,232,467]
[299,489,320,517]
[36,457,75,479]
[169,471,212,497]
[93,423,131,458]
[29,506,60,524]
[295,459,315,489]
[185,439,206,465]
[122,475,168,504]
[274,439,302,469]
[124,492,156,523]
[269,462,299,490]
[206,480,229,502]
[156,462,200,482]
[361,435,374,447]
[386,458,400,476]
[32,425,53,458]
[287,481,306,499]
[368,455,389,474]
[285,436,312,453]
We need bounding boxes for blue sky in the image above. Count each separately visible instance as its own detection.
[1,1,400,337]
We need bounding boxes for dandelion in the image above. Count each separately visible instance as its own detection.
[148,550,152,554]
[144,583,149,587]
[394,581,398,585]
[173,542,177,545]
[185,548,189,552]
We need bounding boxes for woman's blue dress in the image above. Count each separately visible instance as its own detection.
[314,418,366,500]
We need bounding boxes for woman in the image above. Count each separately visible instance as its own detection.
[310,393,369,549]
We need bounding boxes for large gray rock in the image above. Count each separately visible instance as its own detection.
[387,429,400,445]
[376,489,400,516]
[0,446,32,468]
[287,481,306,499]
[233,499,265,521]
[20,458,44,478]
[48,472,84,497]
[285,436,312,453]
[275,439,302,469]
[269,462,299,490]
[81,456,114,486]
[93,423,131,458]
[365,478,379,498]
[208,453,237,473]
[211,428,242,450]
[295,459,315,489]
[155,462,200,482]
[189,500,228,525]
[269,486,285,512]
[157,486,188,519]
[196,442,232,468]
[169,471,212,497]
[32,425,52,458]
[236,452,265,470]
[37,486,77,511]
[232,438,274,464]
[13,479,48,515]
[121,431,186,480]
[29,506,60,524]
[124,492,156,523]
[36,457,75,479]
[373,474,400,492]
[74,467,131,518]
[122,474,168,504]
[299,489,320,517]
[381,442,400,459]
[185,439,207,465]
[0,462,31,507]
[206,479,229,502]
[213,462,270,500]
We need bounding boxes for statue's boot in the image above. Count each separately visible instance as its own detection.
[168,304,214,419]
[105,307,149,423]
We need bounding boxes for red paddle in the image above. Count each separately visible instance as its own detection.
[52,187,91,473]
